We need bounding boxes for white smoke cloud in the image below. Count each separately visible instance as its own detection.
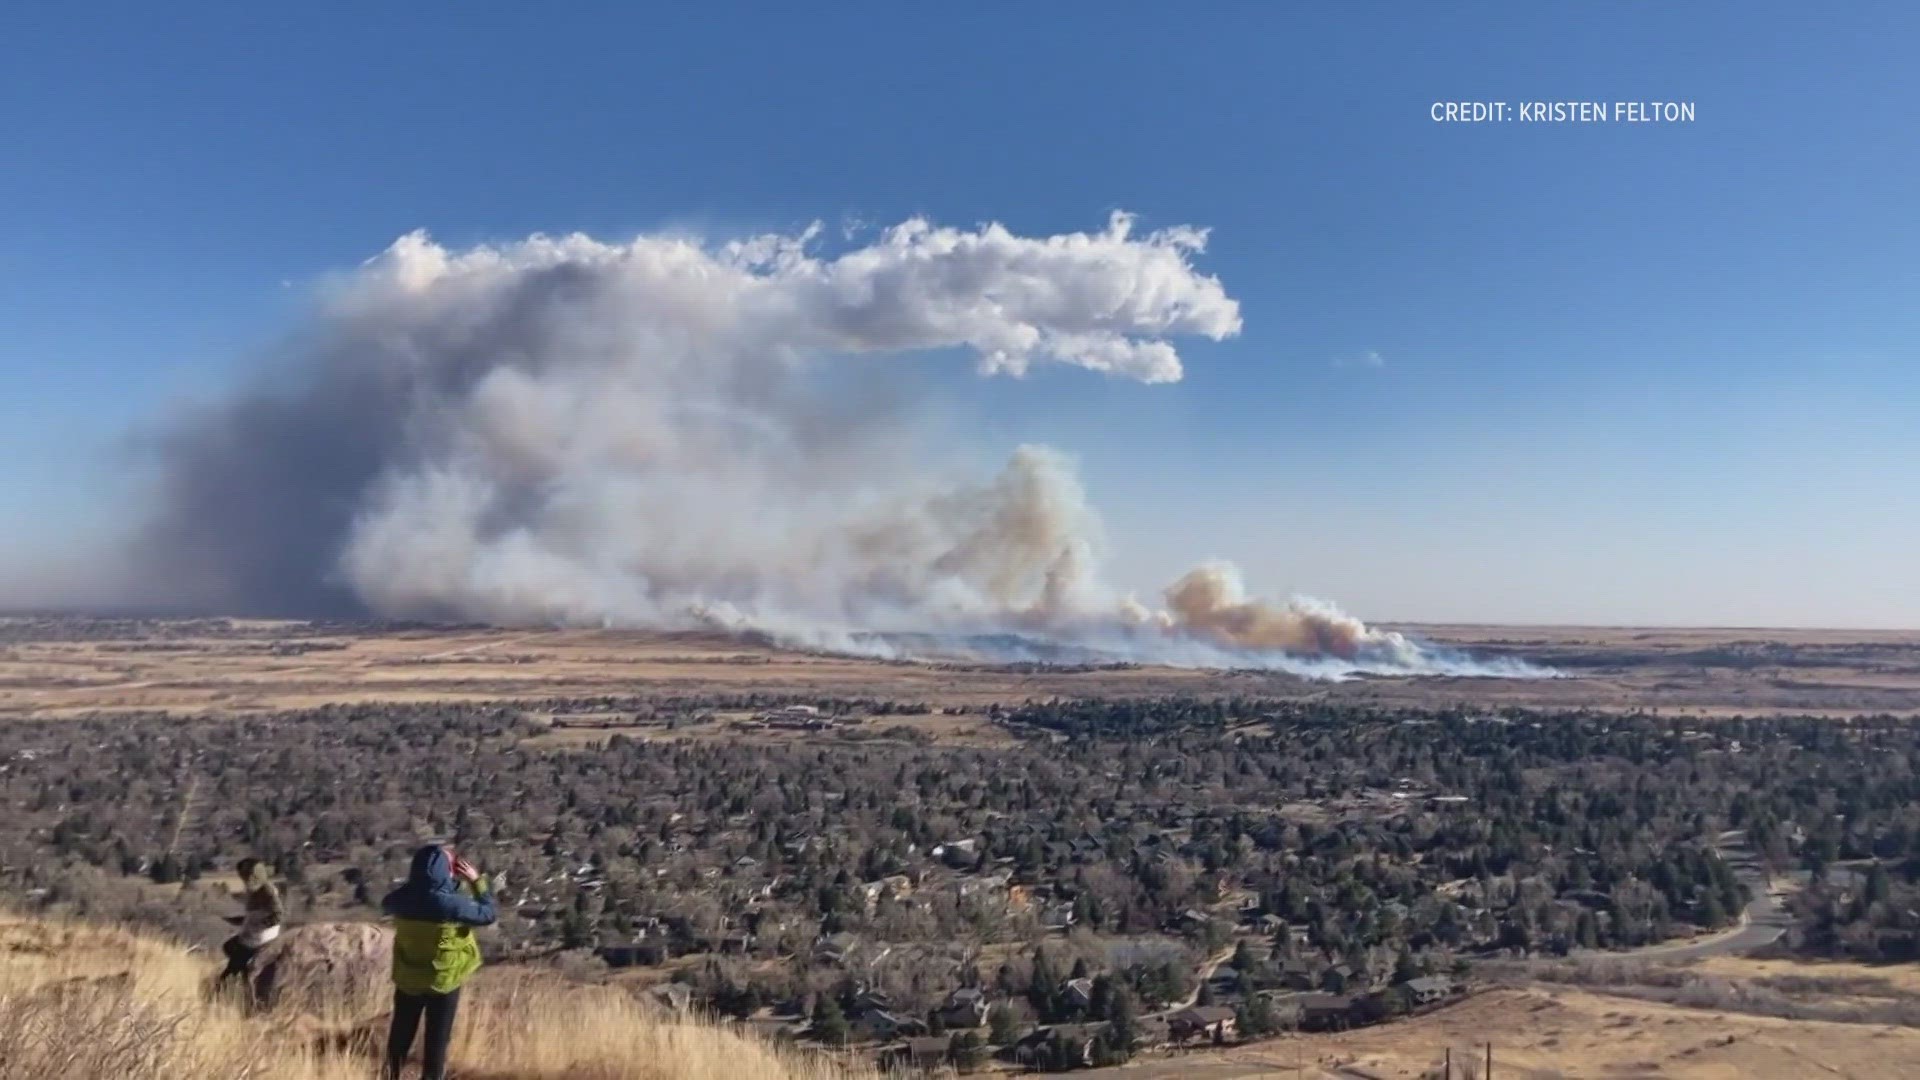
[129,213,1539,678]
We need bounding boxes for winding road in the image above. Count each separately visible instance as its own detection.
[1621,831,1789,960]
[1534,829,1788,966]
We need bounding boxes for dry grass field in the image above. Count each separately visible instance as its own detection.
[0,621,1209,718]
[1688,954,1920,996]
[1087,954,1920,1079]
[3,617,1918,719]
[1393,624,1920,718]
[0,909,868,1080]
[1092,981,1920,1079]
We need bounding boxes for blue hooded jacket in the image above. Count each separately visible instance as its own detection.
[382,845,496,993]
[383,845,497,925]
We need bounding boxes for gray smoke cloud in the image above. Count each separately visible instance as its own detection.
[130,213,1541,679]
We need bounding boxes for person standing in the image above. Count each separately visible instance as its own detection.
[218,857,284,996]
[382,844,498,1080]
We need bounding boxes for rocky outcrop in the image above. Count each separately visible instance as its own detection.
[245,922,391,1017]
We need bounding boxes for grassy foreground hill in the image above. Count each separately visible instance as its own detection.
[0,910,869,1080]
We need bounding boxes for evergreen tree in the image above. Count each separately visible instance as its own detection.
[1107,986,1138,1060]
[1089,973,1114,1019]
[1697,891,1726,929]
[1393,947,1420,985]
[811,996,850,1046]
[987,1002,1021,1045]
[951,1030,986,1071]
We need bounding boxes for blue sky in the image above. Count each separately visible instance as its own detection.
[2,3,1916,626]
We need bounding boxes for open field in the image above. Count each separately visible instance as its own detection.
[3,616,1918,719]
[1092,982,1920,1079]
[1094,955,1920,1078]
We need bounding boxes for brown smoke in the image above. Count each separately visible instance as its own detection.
[1159,563,1383,660]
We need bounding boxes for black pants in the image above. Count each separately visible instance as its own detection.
[386,988,461,1080]
[218,936,258,979]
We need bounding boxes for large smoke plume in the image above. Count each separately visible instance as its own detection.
[132,213,1537,678]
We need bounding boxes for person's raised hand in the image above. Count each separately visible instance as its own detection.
[450,855,480,882]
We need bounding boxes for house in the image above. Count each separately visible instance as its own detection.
[1321,963,1357,993]
[815,932,859,965]
[1167,1005,1237,1044]
[1279,959,1319,991]
[939,987,990,1028]
[1009,1027,1052,1065]
[855,1009,926,1042]
[596,942,665,969]
[1012,1024,1106,1068]
[955,869,1012,898]
[1207,965,1244,996]
[884,1035,952,1070]
[1040,902,1078,931]
[932,839,979,867]
[760,704,837,729]
[1171,907,1213,930]
[1296,993,1356,1032]
[1063,977,1096,1010]
[1406,975,1454,1005]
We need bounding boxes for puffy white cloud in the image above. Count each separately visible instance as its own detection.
[350,209,1237,384]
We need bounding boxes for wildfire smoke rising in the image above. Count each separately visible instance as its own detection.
[133,213,1535,678]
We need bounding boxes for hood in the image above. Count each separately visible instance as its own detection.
[407,845,455,891]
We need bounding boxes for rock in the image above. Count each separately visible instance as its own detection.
[246,922,392,1017]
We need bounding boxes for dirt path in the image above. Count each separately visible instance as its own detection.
[165,774,200,859]
[1148,947,1237,1018]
